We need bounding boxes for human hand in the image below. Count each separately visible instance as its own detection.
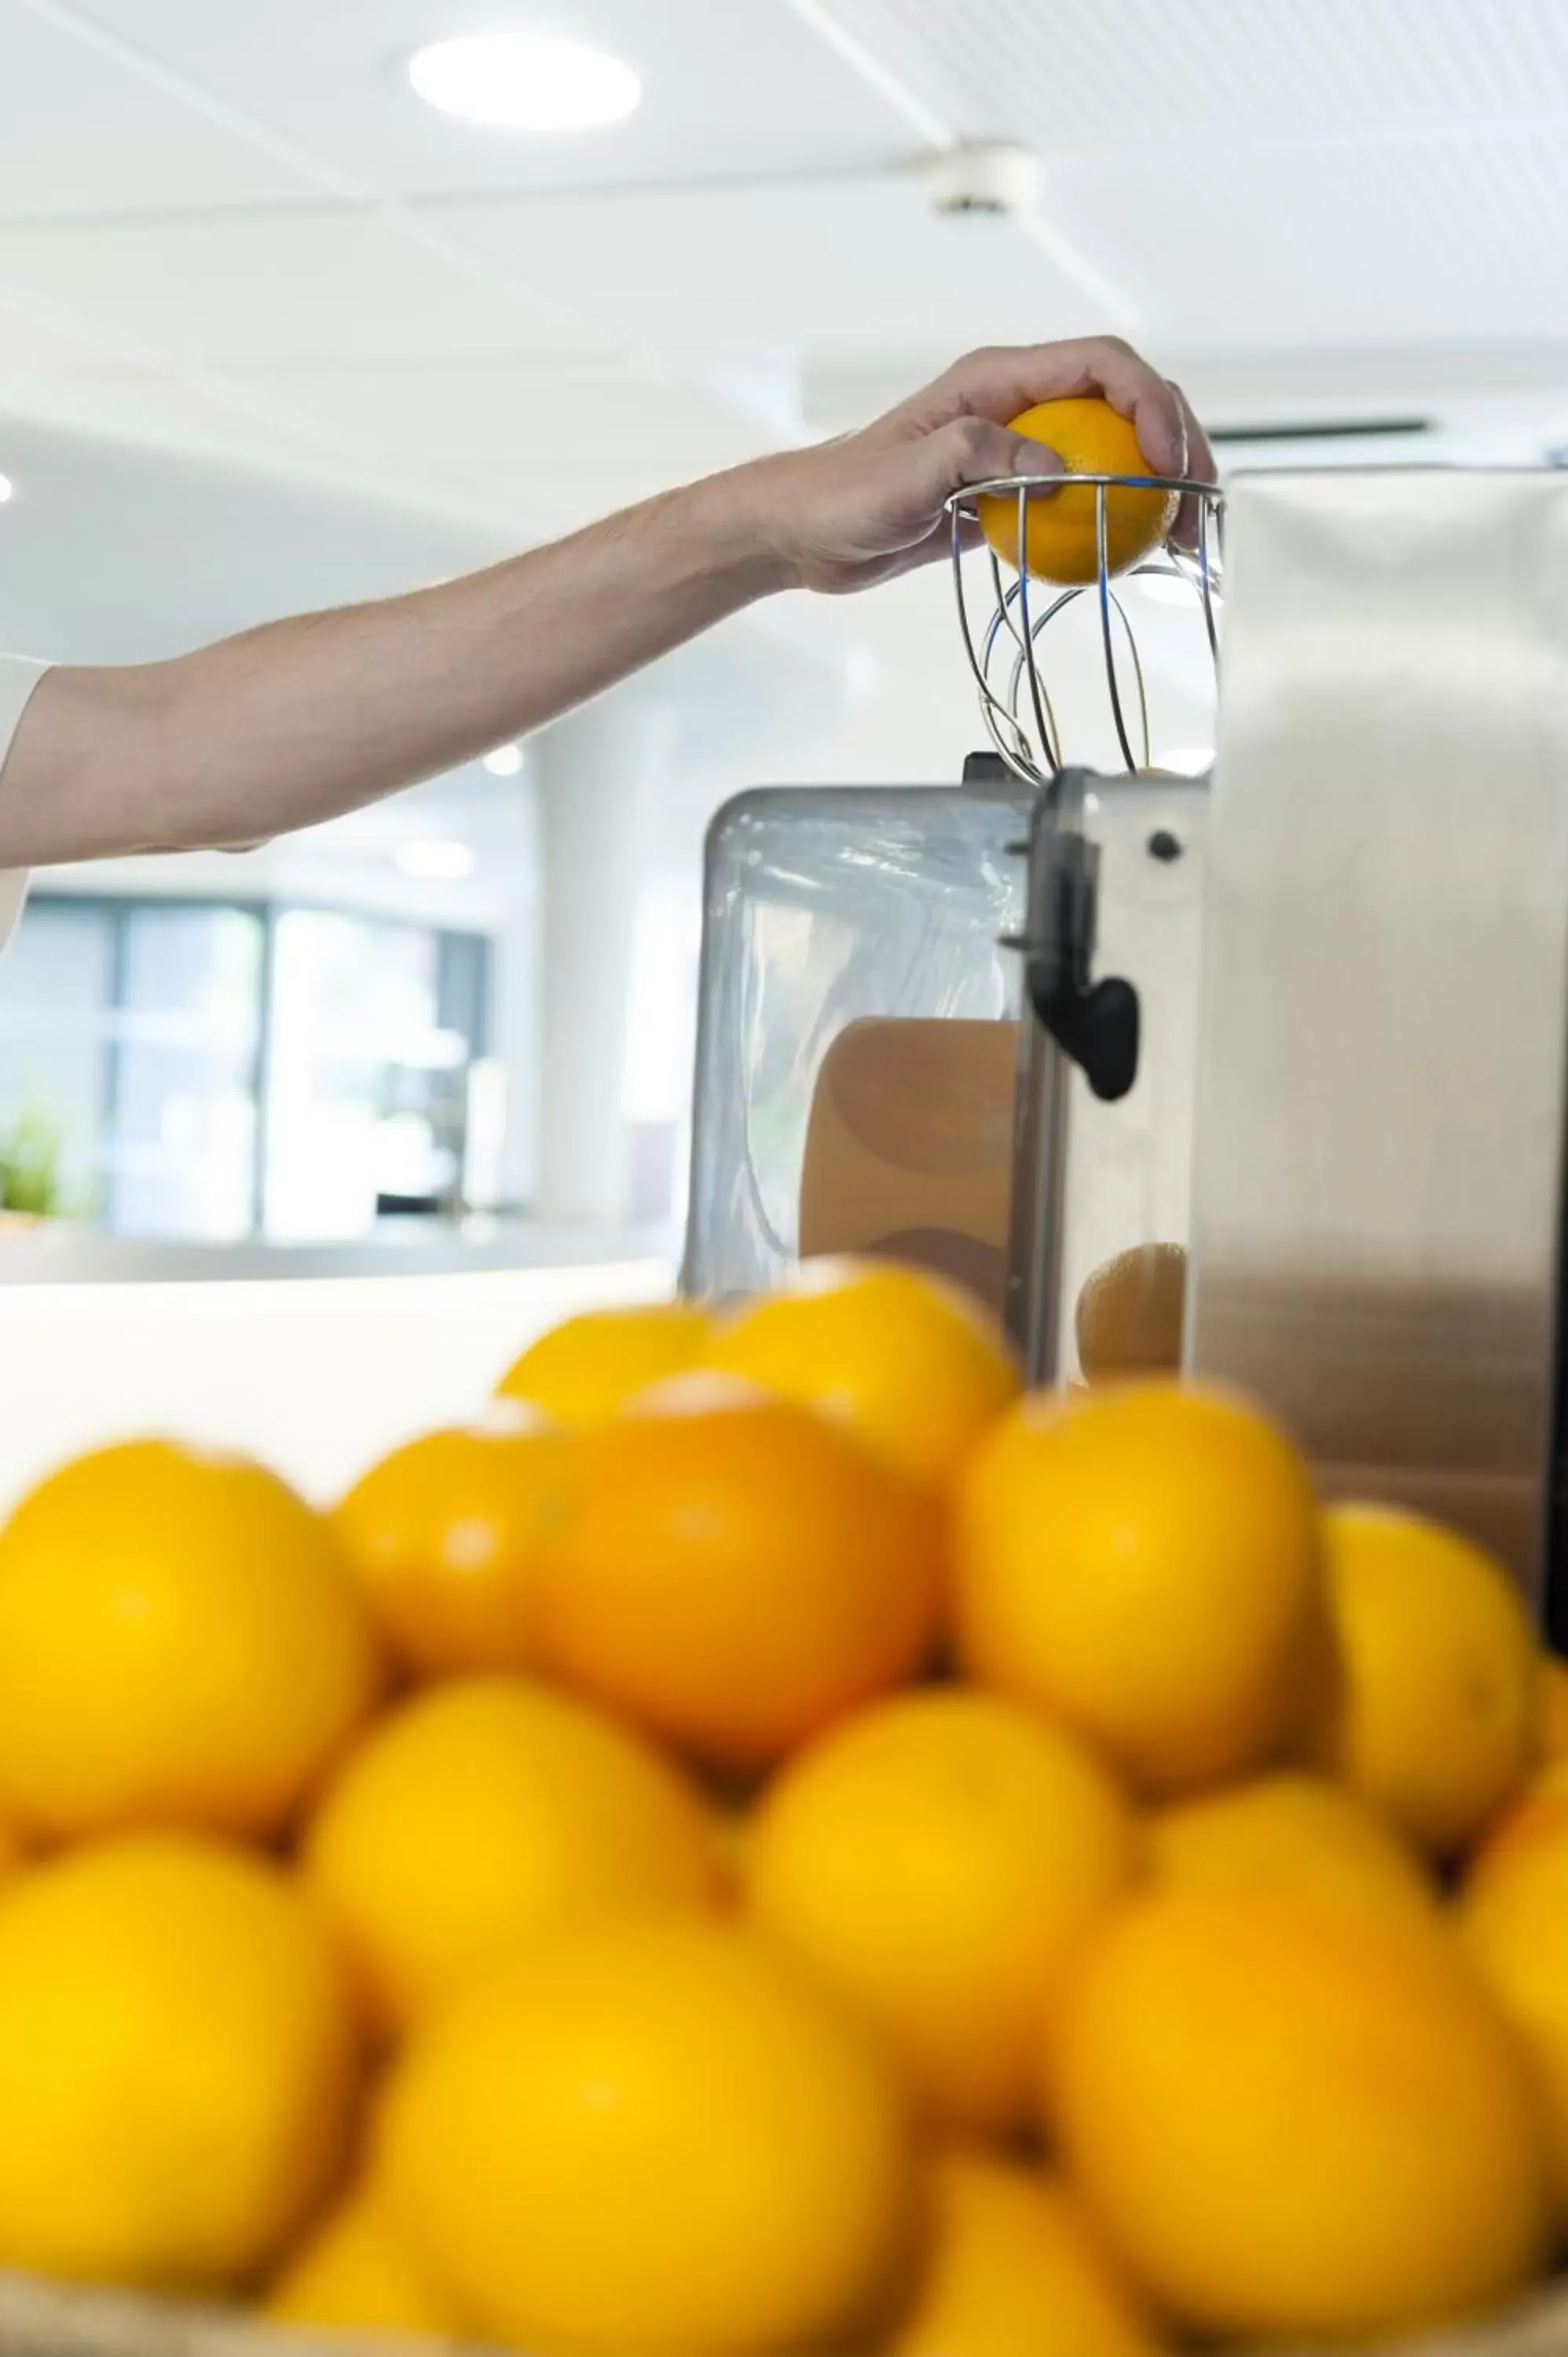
[738,339,1215,596]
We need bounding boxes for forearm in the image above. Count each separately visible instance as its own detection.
[0,471,784,867]
[0,341,1212,870]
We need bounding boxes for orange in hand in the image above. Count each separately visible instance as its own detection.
[977,399,1178,586]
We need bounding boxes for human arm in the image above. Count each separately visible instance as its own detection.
[0,339,1212,867]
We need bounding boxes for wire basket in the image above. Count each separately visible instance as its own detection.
[947,473,1225,789]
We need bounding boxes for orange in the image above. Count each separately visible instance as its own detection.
[709,1260,1020,1489]
[954,1383,1324,1793]
[0,1441,379,1842]
[886,2150,1170,2357]
[747,1689,1136,2134]
[1538,1652,1568,1759]
[1073,1244,1187,1383]
[0,1816,25,1893]
[976,399,1178,586]
[332,1406,573,1677]
[1149,1770,1438,1927]
[305,1675,721,2036]
[716,1802,753,1893]
[1463,1808,1568,2209]
[376,1914,921,2357]
[1470,1758,1568,1885]
[1310,1505,1537,1857]
[532,1386,943,1769]
[267,2187,460,2338]
[1052,1888,1552,2343]
[0,1834,361,2291]
[496,1299,713,1428]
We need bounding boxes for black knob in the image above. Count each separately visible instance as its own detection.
[1027,966,1140,1103]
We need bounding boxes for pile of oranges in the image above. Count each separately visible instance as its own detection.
[0,1262,1565,2357]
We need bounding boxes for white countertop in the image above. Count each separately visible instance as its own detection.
[0,1216,680,1284]
[0,1241,677,1514]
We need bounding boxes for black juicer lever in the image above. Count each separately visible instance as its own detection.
[1020,829,1140,1104]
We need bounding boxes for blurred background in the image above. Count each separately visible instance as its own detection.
[0,0,1565,1489]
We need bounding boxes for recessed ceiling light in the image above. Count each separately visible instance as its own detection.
[408,34,641,130]
[0,476,16,505]
[397,839,475,882]
[482,741,525,776]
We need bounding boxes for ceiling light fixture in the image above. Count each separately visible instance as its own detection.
[482,741,526,777]
[408,34,641,130]
[0,476,15,505]
[397,840,476,882]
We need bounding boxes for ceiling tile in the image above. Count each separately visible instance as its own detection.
[0,398,497,671]
[46,0,914,200]
[820,0,1568,152]
[0,0,321,214]
[0,211,597,365]
[221,359,782,503]
[0,363,419,496]
[0,296,143,370]
[428,173,1127,363]
[1047,131,1568,351]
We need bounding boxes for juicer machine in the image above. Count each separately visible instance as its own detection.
[683,458,1568,1627]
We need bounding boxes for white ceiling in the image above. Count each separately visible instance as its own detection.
[0,0,1563,537]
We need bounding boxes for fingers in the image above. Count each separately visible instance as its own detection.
[822,413,1062,588]
[896,339,1194,482]
[1167,380,1219,550]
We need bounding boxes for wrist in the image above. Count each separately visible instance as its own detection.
[669,456,805,602]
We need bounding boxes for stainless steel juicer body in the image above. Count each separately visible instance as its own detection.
[1186,468,1568,1607]
[684,466,1568,1615]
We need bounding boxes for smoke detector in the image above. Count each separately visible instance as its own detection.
[923,142,1043,219]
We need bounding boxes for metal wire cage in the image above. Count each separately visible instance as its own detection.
[947,473,1225,789]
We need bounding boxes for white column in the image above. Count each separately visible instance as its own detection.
[529,694,680,1226]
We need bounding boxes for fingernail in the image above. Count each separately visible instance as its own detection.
[1010,440,1064,478]
[1164,381,1189,476]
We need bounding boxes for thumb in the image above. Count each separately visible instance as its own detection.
[924,414,1066,502]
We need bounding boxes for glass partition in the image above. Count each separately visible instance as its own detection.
[0,894,494,1245]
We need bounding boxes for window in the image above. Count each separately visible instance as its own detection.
[0,901,114,1218]
[0,895,496,1242]
[109,904,265,1241]
[263,909,472,1241]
